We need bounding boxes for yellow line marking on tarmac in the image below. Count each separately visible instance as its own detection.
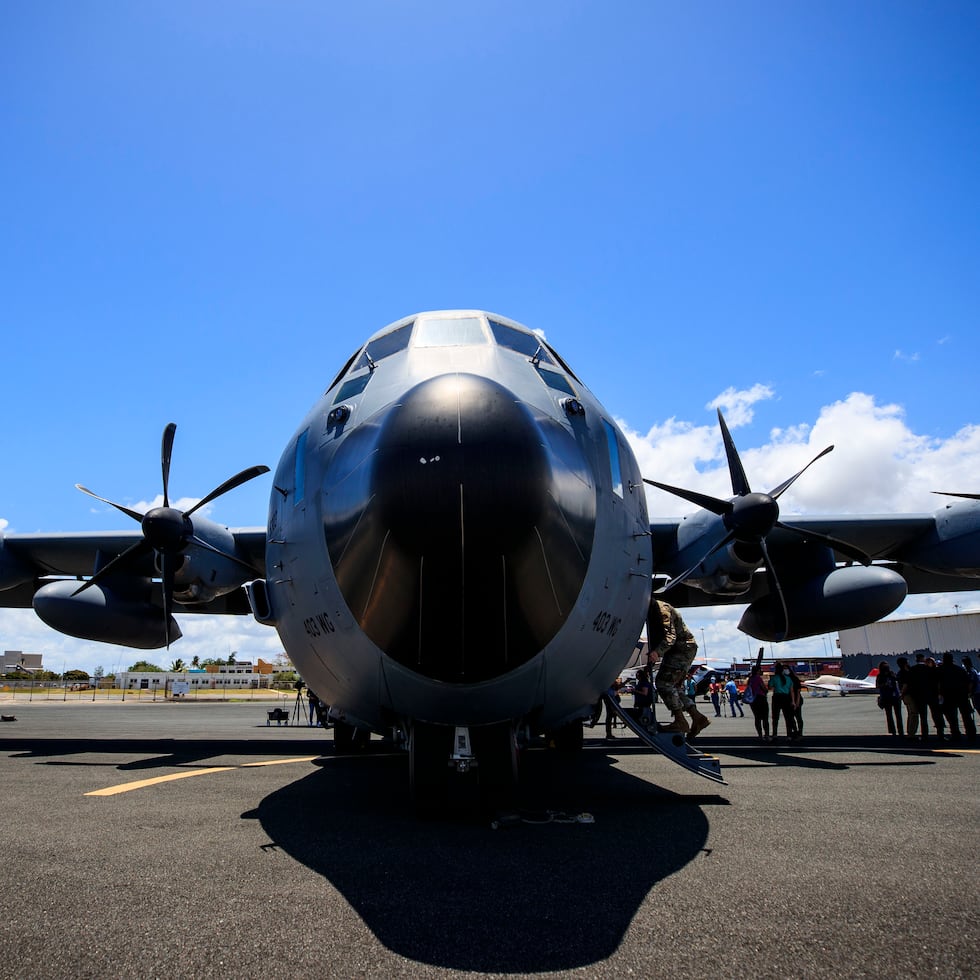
[85,757,321,797]
[930,749,980,755]
[241,756,320,768]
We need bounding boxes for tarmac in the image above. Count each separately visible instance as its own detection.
[0,693,976,979]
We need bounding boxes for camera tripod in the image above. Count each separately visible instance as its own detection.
[291,687,307,726]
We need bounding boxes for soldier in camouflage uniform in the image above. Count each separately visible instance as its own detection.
[649,598,712,738]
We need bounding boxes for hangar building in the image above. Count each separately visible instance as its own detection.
[839,611,980,675]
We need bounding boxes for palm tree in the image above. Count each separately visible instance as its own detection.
[170,658,186,672]
[191,656,200,669]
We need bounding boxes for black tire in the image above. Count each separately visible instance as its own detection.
[410,721,450,812]
[551,717,584,752]
[471,722,519,811]
[333,720,355,752]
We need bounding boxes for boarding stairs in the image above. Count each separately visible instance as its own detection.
[601,692,726,784]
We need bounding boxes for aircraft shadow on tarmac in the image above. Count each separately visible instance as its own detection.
[3,737,326,770]
[244,747,725,974]
[683,734,950,772]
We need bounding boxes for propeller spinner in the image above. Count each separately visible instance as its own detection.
[74,423,269,647]
[644,409,870,640]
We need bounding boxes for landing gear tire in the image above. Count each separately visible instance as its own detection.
[410,722,450,814]
[471,722,519,812]
[551,718,584,752]
[333,721,370,752]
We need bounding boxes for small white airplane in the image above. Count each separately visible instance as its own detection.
[802,669,879,696]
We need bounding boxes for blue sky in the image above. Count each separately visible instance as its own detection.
[2,2,978,673]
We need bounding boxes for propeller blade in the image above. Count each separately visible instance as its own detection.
[188,534,263,575]
[75,485,144,523]
[161,423,177,509]
[160,552,177,649]
[759,537,788,642]
[73,422,270,650]
[932,491,980,500]
[717,410,752,497]
[643,478,732,517]
[185,465,271,517]
[775,521,871,566]
[767,445,834,501]
[72,539,154,596]
[656,528,738,593]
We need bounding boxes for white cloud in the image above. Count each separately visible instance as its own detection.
[624,390,980,516]
[129,495,210,516]
[893,349,920,363]
[706,383,774,427]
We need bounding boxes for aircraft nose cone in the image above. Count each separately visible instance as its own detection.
[325,373,595,683]
[375,373,549,552]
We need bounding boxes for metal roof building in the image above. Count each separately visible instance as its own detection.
[839,611,980,675]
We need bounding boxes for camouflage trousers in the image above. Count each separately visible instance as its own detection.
[654,642,698,713]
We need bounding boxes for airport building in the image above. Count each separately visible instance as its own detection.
[2,650,43,675]
[116,659,278,693]
[839,611,980,675]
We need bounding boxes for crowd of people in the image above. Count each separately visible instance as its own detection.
[600,599,980,747]
[889,652,978,742]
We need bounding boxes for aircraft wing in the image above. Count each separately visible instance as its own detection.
[650,500,980,640]
[0,527,267,624]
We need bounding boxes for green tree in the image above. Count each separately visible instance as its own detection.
[64,669,90,681]
[170,658,186,672]
[272,670,299,690]
[191,656,200,669]
[128,660,163,672]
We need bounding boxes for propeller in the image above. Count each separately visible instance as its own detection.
[643,409,871,640]
[74,423,270,647]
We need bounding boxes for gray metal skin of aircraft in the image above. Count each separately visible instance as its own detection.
[2,310,980,800]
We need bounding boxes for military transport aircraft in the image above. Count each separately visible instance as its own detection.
[2,311,979,802]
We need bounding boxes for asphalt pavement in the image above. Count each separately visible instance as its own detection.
[0,694,976,979]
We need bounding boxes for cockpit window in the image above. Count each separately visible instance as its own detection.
[488,319,555,365]
[603,420,624,498]
[541,340,580,382]
[413,316,488,347]
[537,366,576,395]
[327,349,360,392]
[353,322,414,373]
[334,373,372,404]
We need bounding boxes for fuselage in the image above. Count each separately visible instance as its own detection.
[264,311,651,735]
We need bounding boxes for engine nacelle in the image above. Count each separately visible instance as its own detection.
[33,580,182,649]
[170,518,258,603]
[682,539,761,596]
[739,565,908,641]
